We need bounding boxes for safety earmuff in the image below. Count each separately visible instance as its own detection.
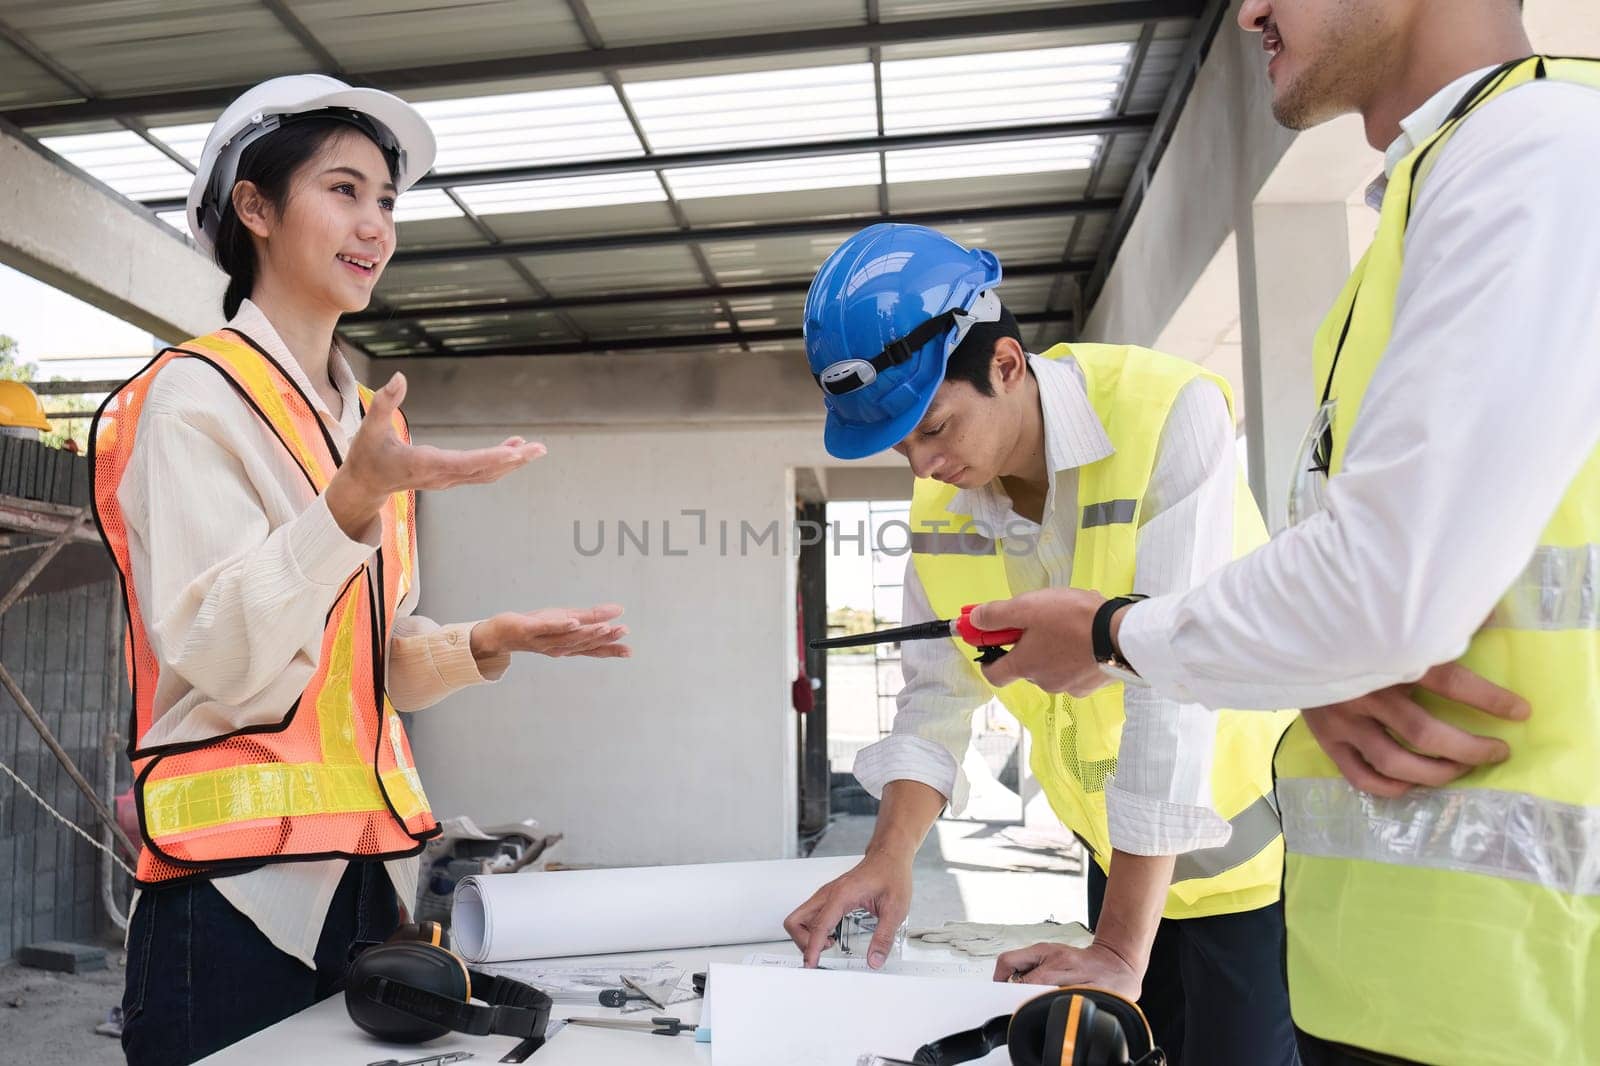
[345,921,552,1050]
[912,986,1163,1066]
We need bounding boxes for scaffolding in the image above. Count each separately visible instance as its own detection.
[867,500,911,740]
[0,438,136,958]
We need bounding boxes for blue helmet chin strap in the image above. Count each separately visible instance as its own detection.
[814,289,1002,397]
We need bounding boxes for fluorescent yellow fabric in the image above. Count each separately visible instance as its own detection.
[911,342,1295,919]
[1275,57,1600,1064]
[95,329,436,884]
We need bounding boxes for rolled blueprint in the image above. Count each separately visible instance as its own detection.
[451,854,864,962]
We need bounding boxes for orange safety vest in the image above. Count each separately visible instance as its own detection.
[91,329,438,886]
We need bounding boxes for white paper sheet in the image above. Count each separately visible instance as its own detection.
[477,959,677,995]
[741,951,993,979]
[706,962,1040,1066]
[451,855,862,962]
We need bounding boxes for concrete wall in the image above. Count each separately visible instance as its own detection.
[1082,2,1294,350]
[1086,0,1596,520]
[395,351,894,867]
[1084,0,1595,352]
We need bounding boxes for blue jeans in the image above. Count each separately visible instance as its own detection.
[121,861,400,1066]
[1088,864,1299,1066]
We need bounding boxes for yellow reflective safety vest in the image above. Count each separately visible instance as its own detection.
[1275,57,1600,1064]
[92,329,438,886]
[911,342,1296,919]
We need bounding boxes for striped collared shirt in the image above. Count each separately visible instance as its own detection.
[854,351,1241,856]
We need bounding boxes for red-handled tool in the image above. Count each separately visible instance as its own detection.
[807,603,1025,664]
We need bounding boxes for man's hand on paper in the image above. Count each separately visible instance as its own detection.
[993,941,1143,1001]
[470,605,632,661]
[970,589,1110,696]
[1303,661,1529,798]
[783,851,913,970]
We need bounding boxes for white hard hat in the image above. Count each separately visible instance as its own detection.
[185,74,436,257]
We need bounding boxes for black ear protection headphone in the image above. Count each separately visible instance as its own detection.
[911,987,1165,1066]
[345,921,552,1051]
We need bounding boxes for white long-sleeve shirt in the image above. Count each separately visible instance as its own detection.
[1118,69,1600,710]
[853,351,1243,855]
[121,299,510,966]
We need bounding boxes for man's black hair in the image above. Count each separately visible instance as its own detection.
[942,304,1026,396]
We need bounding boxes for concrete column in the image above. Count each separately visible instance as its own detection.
[1236,201,1352,529]
[1081,2,1294,348]
[0,120,222,343]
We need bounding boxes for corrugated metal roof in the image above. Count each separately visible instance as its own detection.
[417,86,644,172]
[0,0,1221,359]
[5,1,317,97]
[37,129,193,199]
[586,0,865,48]
[0,35,69,108]
[291,0,591,69]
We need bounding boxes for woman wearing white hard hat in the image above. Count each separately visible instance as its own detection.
[94,75,630,1065]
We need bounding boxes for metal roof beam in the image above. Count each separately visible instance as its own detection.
[866,0,891,217]
[30,380,126,396]
[386,198,1118,265]
[1039,19,1159,347]
[133,114,1154,213]
[258,0,346,74]
[375,309,1075,360]
[559,0,753,351]
[343,259,1097,324]
[2,1,1201,128]
[1085,0,1230,308]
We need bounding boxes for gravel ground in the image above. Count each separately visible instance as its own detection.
[0,945,127,1066]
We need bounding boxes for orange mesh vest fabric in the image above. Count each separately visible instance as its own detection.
[90,328,438,886]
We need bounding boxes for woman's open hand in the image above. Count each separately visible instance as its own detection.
[470,605,631,662]
[326,372,546,537]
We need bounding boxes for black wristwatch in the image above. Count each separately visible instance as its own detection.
[1092,594,1147,682]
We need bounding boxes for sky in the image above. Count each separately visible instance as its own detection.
[0,262,158,379]
[824,500,910,619]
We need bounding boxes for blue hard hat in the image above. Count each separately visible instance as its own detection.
[804,224,1003,459]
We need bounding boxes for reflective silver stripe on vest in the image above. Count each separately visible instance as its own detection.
[1082,499,1137,529]
[909,530,996,556]
[1279,777,1600,897]
[1171,794,1282,883]
[1484,543,1600,631]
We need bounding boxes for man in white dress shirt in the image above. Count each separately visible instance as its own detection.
[969,2,1599,1063]
[784,222,1299,1065]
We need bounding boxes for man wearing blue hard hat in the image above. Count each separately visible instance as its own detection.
[783,223,1298,1065]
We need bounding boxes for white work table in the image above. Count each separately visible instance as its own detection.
[195,939,1009,1065]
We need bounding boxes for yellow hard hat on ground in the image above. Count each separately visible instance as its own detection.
[0,381,53,432]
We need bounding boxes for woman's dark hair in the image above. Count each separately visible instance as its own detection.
[941,304,1026,397]
[213,118,400,318]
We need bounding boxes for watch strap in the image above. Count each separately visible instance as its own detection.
[1092,595,1147,671]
